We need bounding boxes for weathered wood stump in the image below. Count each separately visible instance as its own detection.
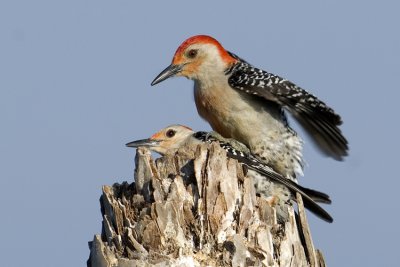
[88,143,326,267]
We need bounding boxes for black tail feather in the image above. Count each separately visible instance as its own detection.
[302,195,333,223]
[297,185,331,204]
[250,164,333,223]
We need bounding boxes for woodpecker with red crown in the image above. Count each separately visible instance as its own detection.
[151,35,348,180]
[126,125,333,223]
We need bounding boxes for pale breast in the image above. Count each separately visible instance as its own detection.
[193,80,303,179]
[194,80,286,144]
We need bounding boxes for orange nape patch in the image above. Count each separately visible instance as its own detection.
[172,35,237,65]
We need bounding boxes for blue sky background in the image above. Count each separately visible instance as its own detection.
[1,1,399,266]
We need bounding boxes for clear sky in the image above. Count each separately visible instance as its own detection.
[1,1,399,266]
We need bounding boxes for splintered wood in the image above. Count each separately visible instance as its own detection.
[88,143,326,267]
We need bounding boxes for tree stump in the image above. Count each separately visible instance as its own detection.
[87,143,326,267]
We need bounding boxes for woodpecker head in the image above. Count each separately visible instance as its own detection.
[126,125,195,155]
[151,35,237,85]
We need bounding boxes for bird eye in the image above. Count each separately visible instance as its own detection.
[187,49,198,59]
[166,129,176,138]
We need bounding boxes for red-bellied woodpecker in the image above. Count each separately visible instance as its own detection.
[126,125,333,223]
[151,35,348,180]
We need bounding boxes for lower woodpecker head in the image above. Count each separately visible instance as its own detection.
[126,125,194,155]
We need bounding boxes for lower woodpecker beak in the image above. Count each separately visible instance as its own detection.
[125,139,160,148]
[151,64,184,86]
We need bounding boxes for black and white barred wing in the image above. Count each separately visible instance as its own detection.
[227,60,348,160]
[194,131,333,223]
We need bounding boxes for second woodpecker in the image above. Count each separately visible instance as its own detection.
[126,125,333,223]
[151,35,348,180]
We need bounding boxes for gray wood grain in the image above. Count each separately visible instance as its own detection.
[88,143,326,266]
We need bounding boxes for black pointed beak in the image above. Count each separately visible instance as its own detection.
[151,64,184,86]
[125,138,160,148]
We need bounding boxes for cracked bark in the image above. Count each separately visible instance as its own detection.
[87,143,326,267]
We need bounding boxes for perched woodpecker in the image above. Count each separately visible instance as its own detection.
[126,125,333,223]
[151,35,348,180]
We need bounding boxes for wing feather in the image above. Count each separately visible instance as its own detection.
[227,60,348,160]
[195,131,333,223]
